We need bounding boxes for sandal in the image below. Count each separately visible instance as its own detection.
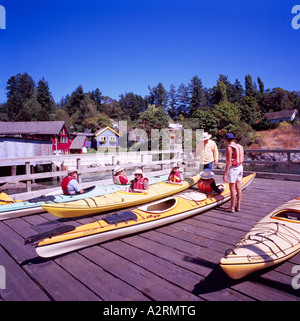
[224,208,235,213]
[235,207,241,212]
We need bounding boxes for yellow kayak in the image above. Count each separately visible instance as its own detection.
[220,196,300,279]
[27,173,255,258]
[42,175,200,218]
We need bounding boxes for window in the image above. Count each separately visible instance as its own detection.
[99,136,107,144]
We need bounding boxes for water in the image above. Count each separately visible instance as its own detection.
[243,163,300,175]
[2,168,161,195]
[3,162,299,195]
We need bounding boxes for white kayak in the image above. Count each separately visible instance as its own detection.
[220,197,300,279]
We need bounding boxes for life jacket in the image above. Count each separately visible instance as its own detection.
[132,177,147,191]
[197,178,215,193]
[61,176,74,195]
[229,142,244,167]
[113,174,128,185]
[168,170,182,183]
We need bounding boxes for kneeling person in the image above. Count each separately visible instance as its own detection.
[198,169,224,194]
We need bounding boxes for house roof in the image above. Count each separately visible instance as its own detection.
[69,135,86,150]
[0,121,69,136]
[94,126,119,137]
[264,109,298,121]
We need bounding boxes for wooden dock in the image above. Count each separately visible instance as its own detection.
[0,176,300,302]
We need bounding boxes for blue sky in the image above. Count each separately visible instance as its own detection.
[0,0,299,103]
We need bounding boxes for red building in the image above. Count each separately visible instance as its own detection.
[0,121,72,155]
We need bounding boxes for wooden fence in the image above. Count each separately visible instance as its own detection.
[0,149,299,193]
[0,150,182,192]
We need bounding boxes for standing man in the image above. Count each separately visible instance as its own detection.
[193,132,219,171]
[61,170,84,195]
[223,133,244,212]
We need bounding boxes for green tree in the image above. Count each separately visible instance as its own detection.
[245,74,257,97]
[17,94,46,121]
[188,75,205,115]
[192,109,218,137]
[146,83,168,110]
[138,105,169,137]
[231,79,244,103]
[239,96,258,126]
[65,85,85,116]
[5,72,35,120]
[89,88,104,113]
[119,92,146,121]
[167,84,178,120]
[37,77,57,120]
[212,100,241,134]
[73,95,97,131]
[177,83,189,117]
[257,77,265,95]
[103,96,124,120]
[84,113,112,132]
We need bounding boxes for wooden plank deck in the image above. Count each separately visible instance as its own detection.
[0,176,300,301]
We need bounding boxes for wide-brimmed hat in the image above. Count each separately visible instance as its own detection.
[200,168,215,179]
[133,169,144,176]
[68,169,78,175]
[224,133,236,140]
[113,165,124,175]
[199,132,212,140]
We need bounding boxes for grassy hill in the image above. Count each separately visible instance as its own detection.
[250,122,300,149]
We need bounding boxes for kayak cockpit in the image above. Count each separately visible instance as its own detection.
[139,197,178,214]
[272,210,300,223]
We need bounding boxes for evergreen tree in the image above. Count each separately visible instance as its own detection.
[188,75,205,115]
[65,85,85,116]
[257,77,265,95]
[37,77,57,120]
[245,74,257,97]
[119,92,146,121]
[146,83,168,110]
[167,84,178,120]
[177,83,189,117]
[5,73,35,120]
[73,95,97,131]
[231,79,244,103]
[89,88,104,113]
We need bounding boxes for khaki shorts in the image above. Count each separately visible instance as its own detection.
[225,164,243,183]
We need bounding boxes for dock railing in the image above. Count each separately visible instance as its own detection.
[0,150,182,192]
[0,149,299,193]
[215,148,300,180]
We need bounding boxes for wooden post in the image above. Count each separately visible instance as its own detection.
[25,161,31,192]
[287,152,291,174]
[76,158,82,183]
[11,165,17,177]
